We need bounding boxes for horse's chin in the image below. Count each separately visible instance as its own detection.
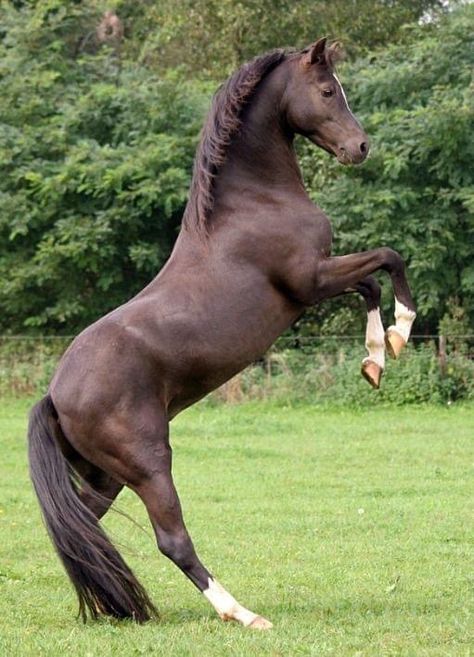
[336,151,367,166]
[310,136,338,159]
[336,152,352,165]
[309,136,352,164]
[337,143,369,165]
[308,133,367,165]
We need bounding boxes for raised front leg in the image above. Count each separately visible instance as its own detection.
[353,276,385,389]
[385,298,417,360]
[316,248,416,357]
[337,276,385,388]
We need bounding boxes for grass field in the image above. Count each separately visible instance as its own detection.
[0,398,473,657]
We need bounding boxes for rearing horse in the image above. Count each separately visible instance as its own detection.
[28,39,416,630]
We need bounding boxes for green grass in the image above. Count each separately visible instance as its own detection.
[0,398,473,657]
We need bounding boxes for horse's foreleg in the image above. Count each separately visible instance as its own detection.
[353,276,385,388]
[134,437,273,630]
[385,297,417,360]
[316,248,416,357]
[336,276,385,388]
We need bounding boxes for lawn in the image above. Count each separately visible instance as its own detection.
[0,398,472,657]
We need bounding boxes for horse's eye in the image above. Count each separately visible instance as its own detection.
[322,89,334,98]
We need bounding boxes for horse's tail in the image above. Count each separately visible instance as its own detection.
[27,394,157,622]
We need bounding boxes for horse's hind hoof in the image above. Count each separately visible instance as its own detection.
[361,358,383,389]
[385,327,406,360]
[248,615,273,630]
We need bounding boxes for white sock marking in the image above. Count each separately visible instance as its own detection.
[364,308,385,369]
[390,298,416,343]
[203,578,258,626]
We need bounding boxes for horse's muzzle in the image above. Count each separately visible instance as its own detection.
[337,139,369,165]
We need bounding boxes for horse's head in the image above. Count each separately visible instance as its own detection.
[283,38,369,165]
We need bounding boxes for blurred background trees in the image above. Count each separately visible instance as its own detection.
[116,0,446,76]
[0,0,472,335]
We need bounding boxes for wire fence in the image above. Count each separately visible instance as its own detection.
[1,333,473,399]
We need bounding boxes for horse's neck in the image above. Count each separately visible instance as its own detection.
[215,75,304,198]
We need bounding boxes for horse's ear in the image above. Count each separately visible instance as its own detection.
[303,37,327,66]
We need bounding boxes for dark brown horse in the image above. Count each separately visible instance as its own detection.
[28,38,416,629]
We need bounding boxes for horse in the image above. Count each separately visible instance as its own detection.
[28,38,416,630]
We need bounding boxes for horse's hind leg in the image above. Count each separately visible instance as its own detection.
[79,467,124,519]
[55,422,123,519]
[131,415,273,630]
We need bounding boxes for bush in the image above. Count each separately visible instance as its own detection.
[0,337,71,396]
[2,335,472,405]
[211,341,474,407]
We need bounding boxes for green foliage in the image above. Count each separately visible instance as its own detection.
[317,344,474,405]
[439,297,472,354]
[0,2,472,338]
[0,2,209,332]
[301,5,474,333]
[3,335,472,405]
[224,342,474,406]
[0,336,69,396]
[117,0,446,78]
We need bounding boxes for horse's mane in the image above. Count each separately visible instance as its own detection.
[182,49,288,233]
[182,42,343,233]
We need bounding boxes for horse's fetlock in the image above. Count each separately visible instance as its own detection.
[366,337,384,349]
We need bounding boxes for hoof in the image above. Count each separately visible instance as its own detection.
[248,615,273,630]
[361,359,383,389]
[385,328,407,360]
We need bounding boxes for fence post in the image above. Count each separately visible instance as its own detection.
[439,334,447,377]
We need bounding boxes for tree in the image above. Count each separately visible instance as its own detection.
[0,1,209,333]
[118,0,447,78]
[0,1,471,336]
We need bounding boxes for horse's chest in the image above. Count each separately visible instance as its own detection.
[271,212,333,305]
[302,211,333,254]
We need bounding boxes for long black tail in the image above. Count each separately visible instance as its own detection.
[27,395,157,622]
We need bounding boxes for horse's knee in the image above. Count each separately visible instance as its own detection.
[357,275,381,308]
[365,276,381,299]
[379,247,405,275]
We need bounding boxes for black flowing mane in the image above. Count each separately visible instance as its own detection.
[183,49,288,232]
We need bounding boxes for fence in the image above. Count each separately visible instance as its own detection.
[1,334,473,401]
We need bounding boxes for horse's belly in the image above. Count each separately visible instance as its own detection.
[150,286,301,411]
[50,275,302,420]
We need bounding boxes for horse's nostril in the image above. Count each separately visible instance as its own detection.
[360,142,367,153]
